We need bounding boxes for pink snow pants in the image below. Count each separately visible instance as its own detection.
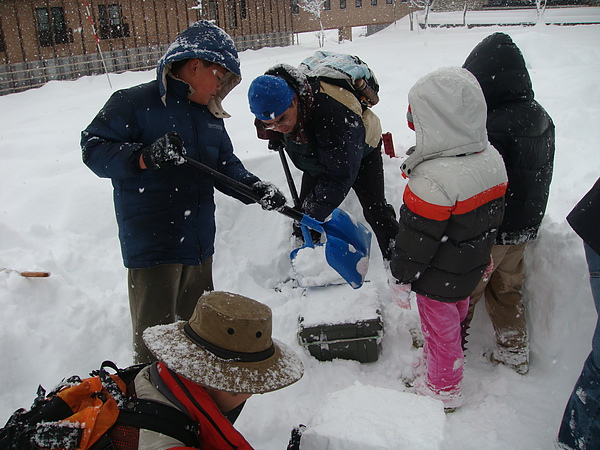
[416,294,470,394]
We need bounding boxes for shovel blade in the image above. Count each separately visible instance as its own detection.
[300,208,372,289]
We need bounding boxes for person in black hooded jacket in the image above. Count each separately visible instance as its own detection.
[461,32,555,374]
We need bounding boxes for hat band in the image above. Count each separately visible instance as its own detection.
[184,323,275,362]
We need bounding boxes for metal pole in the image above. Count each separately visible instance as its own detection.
[82,0,112,89]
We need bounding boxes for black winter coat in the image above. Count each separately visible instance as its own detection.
[81,21,259,268]
[391,68,508,303]
[463,32,555,245]
[567,177,600,256]
[254,64,379,221]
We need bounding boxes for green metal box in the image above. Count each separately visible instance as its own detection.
[298,312,383,363]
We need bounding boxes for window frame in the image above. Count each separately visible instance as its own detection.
[227,0,238,28]
[0,16,6,53]
[98,3,129,39]
[35,7,53,47]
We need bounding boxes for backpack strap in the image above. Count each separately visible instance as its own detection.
[114,399,199,447]
[320,81,382,149]
[98,361,200,448]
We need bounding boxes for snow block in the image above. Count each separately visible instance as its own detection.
[298,283,383,363]
[299,383,446,450]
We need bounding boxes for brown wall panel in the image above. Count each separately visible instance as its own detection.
[15,2,41,62]
[1,2,23,63]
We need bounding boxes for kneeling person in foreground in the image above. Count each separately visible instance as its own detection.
[138,291,304,448]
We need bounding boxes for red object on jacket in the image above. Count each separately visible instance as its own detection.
[156,362,254,450]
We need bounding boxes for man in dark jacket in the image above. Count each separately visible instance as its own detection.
[558,178,600,450]
[461,32,555,374]
[246,63,399,266]
[81,21,286,363]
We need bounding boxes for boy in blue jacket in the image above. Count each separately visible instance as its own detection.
[81,21,286,363]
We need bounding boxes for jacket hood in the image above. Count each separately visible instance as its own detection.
[156,21,241,118]
[402,67,488,177]
[462,32,533,109]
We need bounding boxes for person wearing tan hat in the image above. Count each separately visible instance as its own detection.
[110,291,303,449]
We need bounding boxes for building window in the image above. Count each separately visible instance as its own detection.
[340,0,347,9]
[324,0,331,9]
[291,0,299,14]
[356,0,362,6]
[372,0,377,4]
[208,0,219,21]
[98,4,130,39]
[0,17,5,52]
[387,0,393,3]
[227,0,238,28]
[35,7,71,47]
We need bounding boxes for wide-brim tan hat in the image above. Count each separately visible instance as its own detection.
[143,291,304,394]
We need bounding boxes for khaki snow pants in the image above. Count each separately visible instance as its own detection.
[465,243,529,362]
[128,257,214,364]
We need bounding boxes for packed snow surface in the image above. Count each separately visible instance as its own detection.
[1,9,599,449]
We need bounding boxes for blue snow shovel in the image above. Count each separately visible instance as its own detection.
[275,146,369,288]
[183,156,371,288]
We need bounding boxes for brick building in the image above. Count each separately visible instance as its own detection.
[0,0,409,95]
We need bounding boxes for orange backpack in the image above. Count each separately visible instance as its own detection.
[0,361,199,449]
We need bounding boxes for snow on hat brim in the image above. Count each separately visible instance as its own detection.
[248,75,295,121]
[143,291,304,394]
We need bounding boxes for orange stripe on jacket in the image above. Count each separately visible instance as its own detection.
[403,182,508,221]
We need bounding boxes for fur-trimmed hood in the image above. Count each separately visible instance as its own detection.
[156,21,241,118]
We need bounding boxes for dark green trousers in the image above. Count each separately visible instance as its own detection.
[128,257,214,363]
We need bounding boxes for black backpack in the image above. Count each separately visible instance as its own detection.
[0,361,199,449]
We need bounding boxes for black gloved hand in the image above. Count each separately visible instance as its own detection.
[292,221,322,245]
[141,131,186,169]
[251,181,287,211]
[286,425,306,450]
[268,139,285,151]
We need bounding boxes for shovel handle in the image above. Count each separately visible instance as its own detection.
[20,271,51,277]
[183,156,303,222]
[0,268,51,277]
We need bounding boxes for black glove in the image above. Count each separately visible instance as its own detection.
[251,181,287,211]
[287,425,305,450]
[141,131,186,169]
[268,139,285,151]
[292,221,321,245]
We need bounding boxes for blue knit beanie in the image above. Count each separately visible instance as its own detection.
[248,75,295,121]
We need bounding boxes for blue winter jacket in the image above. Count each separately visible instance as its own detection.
[81,21,259,268]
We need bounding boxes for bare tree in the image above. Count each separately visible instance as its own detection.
[300,0,326,47]
[408,0,435,30]
[535,0,548,24]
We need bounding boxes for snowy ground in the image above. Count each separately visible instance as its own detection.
[1,9,599,449]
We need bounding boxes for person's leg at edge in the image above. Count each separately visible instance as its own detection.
[484,243,529,371]
[461,245,507,351]
[176,256,214,322]
[128,264,183,364]
[558,243,600,449]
